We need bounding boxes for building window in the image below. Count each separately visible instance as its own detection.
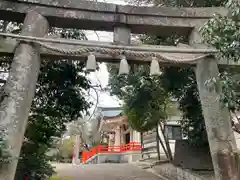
[164,125,182,140]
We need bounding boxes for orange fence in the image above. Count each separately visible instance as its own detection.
[81,142,141,163]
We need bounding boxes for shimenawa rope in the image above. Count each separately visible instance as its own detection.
[0,32,215,64]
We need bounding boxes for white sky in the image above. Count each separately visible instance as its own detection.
[86,0,127,109]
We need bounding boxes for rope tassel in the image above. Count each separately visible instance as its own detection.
[86,53,96,72]
[118,56,129,75]
[150,57,160,75]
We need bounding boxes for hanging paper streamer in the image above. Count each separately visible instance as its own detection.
[150,57,160,75]
[86,53,96,72]
[118,56,129,75]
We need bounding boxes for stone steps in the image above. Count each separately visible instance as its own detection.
[143,141,157,148]
[142,131,158,161]
[142,132,156,141]
[142,144,157,151]
[143,137,156,144]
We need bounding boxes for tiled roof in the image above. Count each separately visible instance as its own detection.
[102,110,122,117]
[98,107,123,118]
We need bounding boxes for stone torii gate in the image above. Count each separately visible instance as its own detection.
[0,0,239,180]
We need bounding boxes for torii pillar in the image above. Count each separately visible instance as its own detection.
[190,27,240,180]
[0,11,49,180]
[113,25,131,147]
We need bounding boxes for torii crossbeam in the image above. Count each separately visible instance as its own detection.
[0,0,227,36]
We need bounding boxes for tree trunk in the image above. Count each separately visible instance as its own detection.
[159,123,173,161]
[156,127,161,161]
[0,11,48,180]
[156,125,170,160]
[140,132,144,158]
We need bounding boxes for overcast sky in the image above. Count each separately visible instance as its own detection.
[85,0,127,109]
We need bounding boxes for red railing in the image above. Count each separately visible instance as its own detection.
[81,142,141,163]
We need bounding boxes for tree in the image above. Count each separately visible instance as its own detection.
[108,65,160,131]
[58,137,75,162]
[124,76,167,132]
[14,58,91,180]
[200,0,240,136]
[0,22,92,179]
[108,64,174,159]
[121,0,240,148]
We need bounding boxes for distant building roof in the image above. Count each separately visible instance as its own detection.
[98,107,123,119]
[102,110,122,118]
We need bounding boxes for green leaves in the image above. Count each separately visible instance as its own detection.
[124,75,168,132]
[219,71,238,111]
[0,21,92,179]
[200,0,240,62]
[161,67,208,146]
[201,15,240,61]
[108,63,169,132]
[201,0,240,114]
[14,28,91,179]
[225,0,240,19]
[119,0,240,147]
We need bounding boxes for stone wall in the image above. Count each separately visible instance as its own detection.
[85,154,122,164]
[173,140,213,170]
[152,163,214,180]
[122,152,142,163]
[97,154,124,163]
[85,152,141,164]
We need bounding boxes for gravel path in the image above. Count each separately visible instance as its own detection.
[52,163,166,180]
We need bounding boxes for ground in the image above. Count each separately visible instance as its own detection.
[51,163,167,180]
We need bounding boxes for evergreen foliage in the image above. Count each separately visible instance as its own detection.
[14,28,91,180]
[0,23,91,179]
[108,0,240,147]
